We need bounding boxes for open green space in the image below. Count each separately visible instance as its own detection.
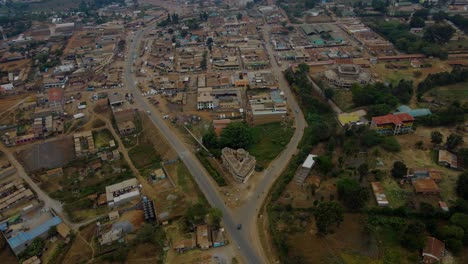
[48,158,134,222]
[128,143,161,170]
[333,89,354,111]
[248,122,295,167]
[93,129,115,149]
[426,82,468,103]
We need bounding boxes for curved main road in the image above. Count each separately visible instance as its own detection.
[125,21,306,263]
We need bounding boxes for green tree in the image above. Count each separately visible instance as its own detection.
[382,137,401,152]
[337,178,369,210]
[185,203,208,225]
[456,172,468,200]
[459,149,468,170]
[315,155,333,175]
[450,213,468,231]
[358,163,369,180]
[324,88,334,99]
[220,122,254,149]
[314,201,344,234]
[208,208,223,228]
[438,225,464,241]
[237,13,243,20]
[446,134,463,151]
[431,131,443,144]
[410,17,425,28]
[391,161,407,178]
[424,23,455,44]
[400,222,426,251]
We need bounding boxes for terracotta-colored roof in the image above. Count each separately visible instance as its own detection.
[423,236,445,263]
[372,113,414,125]
[48,88,63,102]
[413,178,440,193]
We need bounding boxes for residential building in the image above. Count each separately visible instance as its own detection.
[1,215,62,255]
[294,154,317,185]
[422,237,445,264]
[221,148,256,183]
[46,167,63,178]
[438,150,458,169]
[212,228,226,247]
[105,178,140,207]
[196,225,212,250]
[173,234,196,253]
[370,182,389,207]
[394,105,431,118]
[413,178,440,195]
[108,93,125,107]
[371,113,414,135]
[197,87,214,110]
[113,109,136,136]
[248,90,287,125]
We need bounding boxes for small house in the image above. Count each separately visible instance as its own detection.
[422,236,445,263]
[438,150,458,169]
[211,228,226,247]
[108,211,120,221]
[413,178,440,195]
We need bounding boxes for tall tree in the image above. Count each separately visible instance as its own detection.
[314,201,344,234]
[431,131,443,144]
[424,23,455,44]
[391,161,407,178]
[220,122,254,149]
[337,178,369,210]
[446,134,463,151]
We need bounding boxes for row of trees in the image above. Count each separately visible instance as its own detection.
[367,19,449,58]
[417,68,468,97]
[203,122,254,157]
[351,80,412,117]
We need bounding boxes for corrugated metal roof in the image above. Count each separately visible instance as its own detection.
[8,216,61,249]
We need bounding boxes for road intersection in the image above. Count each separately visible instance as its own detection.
[124,20,306,263]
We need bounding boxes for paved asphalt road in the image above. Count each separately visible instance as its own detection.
[125,21,306,263]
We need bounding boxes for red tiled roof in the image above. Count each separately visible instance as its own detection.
[48,88,63,102]
[423,236,445,263]
[372,113,414,125]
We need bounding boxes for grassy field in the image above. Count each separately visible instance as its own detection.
[381,177,411,208]
[129,143,161,170]
[93,129,115,149]
[370,59,452,86]
[333,89,354,111]
[248,122,295,167]
[425,82,468,103]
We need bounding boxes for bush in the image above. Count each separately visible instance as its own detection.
[382,137,401,152]
[447,239,463,254]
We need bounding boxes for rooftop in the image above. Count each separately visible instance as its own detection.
[372,113,414,126]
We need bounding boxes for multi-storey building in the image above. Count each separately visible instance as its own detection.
[371,113,414,135]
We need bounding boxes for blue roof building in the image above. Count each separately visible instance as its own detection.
[6,216,62,255]
[395,105,432,118]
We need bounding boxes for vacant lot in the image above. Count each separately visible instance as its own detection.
[248,122,295,167]
[17,136,75,172]
[370,59,452,86]
[93,129,115,149]
[287,214,381,262]
[129,143,161,171]
[424,82,468,103]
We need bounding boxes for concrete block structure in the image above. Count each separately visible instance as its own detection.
[221,148,256,183]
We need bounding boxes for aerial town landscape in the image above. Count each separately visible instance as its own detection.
[0,0,466,263]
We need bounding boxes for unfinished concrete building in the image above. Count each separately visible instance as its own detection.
[221,147,256,183]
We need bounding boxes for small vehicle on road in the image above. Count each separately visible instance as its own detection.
[146,110,151,115]
[237,224,242,230]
